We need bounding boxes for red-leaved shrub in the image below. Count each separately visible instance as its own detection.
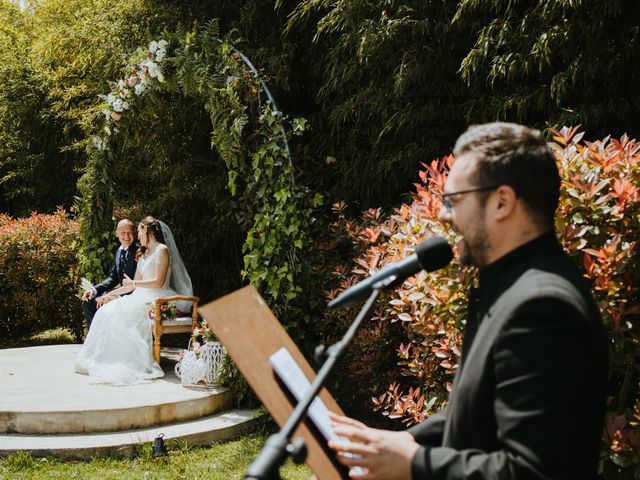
[0,209,82,340]
[321,128,639,475]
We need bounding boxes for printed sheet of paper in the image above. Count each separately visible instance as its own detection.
[268,346,365,476]
[268,347,337,442]
[80,277,94,291]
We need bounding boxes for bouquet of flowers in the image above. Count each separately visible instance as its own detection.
[147,301,178,321]
[192,319,216,344]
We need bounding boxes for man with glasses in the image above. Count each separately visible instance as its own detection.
[327,123,607,479]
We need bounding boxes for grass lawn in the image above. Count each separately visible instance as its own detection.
[0,434,311,479]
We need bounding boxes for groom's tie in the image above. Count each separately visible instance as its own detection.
[118,249,127,283]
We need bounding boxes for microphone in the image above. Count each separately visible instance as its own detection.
[327,236,453,310]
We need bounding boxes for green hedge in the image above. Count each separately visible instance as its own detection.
[0,210,82,340]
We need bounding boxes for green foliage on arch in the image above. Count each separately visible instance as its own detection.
[76,21,321,306]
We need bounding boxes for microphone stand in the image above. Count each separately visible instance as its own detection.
[244,283,388,479]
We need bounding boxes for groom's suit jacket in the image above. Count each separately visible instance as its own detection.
[94,243,139,296]
[409,233,607,479]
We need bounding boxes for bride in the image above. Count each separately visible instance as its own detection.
[74,216,193,385]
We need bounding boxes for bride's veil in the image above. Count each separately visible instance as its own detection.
[158,220,193,297]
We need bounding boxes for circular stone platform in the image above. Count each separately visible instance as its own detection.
[0,344,232,434]
[0,344,260,459]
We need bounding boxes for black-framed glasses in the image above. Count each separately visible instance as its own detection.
[441,184,500,211]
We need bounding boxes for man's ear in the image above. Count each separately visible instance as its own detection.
[493,185,517,221]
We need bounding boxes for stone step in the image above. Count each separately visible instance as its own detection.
[2,385,234,435]
[0,409,263,460]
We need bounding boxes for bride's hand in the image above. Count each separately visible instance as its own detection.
[96,295,115,308]
[123,274,135,288]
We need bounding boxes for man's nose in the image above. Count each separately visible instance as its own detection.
[438,205,452,223]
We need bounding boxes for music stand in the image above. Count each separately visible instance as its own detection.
[199,285,348,479]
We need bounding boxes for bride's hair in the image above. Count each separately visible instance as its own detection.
[136,216,166,260]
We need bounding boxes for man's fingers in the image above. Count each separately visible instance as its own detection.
[334,452,365,468]
[347,468,371,480]
[329,438,377,456]
[329,412,367,429]
[332,425,377,445]
[332,449,372,473]
[333,454,374,480]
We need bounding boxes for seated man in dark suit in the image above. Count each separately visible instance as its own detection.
[81,219,138,329]
[327,123,608,479]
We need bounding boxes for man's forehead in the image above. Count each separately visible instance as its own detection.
[116,221,134,231]
[448,153,478,185]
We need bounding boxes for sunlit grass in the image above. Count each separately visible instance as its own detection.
[27,327,77,345]
[0,327,78,349]
[0,434,311,479]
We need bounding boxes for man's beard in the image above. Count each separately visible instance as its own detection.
[457,225,490,268]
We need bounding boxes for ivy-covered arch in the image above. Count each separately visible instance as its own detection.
[76,21,321,306]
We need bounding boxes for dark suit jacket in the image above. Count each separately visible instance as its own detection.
[409,233,607,479]
[94,243,138,295]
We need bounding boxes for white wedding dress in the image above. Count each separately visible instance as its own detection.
[74,249,178,385]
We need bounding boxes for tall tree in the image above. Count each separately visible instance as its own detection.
[0,2,66,214]
[456,0,640,136]
[282,0,475,208]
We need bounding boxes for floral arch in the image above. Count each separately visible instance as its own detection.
[76,22,320,305]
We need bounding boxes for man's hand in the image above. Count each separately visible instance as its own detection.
[96,295,116,308]
[81,290,94,301]
[327,412,419,480]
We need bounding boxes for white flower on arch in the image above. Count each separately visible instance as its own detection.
[98,39,167,130]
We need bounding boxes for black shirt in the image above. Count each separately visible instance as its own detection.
[410,232,607,479]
